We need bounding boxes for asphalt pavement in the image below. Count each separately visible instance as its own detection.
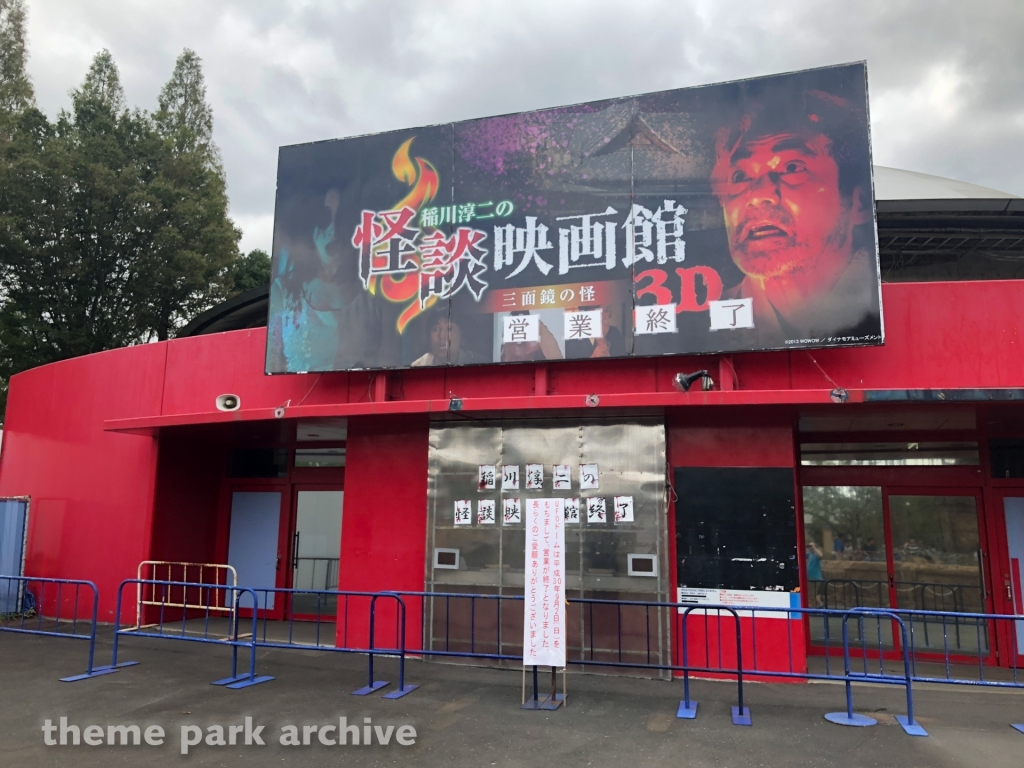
[1,629,1023,767]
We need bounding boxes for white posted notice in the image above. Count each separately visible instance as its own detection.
[524,498,566,668]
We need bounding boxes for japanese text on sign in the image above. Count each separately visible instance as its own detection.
[524,498,566,667]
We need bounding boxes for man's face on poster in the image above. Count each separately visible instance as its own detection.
[714,132,859,281]
[430,318,460,358]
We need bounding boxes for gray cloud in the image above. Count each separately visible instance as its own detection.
[23,0,1024,252]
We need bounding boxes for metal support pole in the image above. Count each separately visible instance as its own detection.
[825,613,876,727]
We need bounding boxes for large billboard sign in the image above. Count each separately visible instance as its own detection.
[266,62,882,374]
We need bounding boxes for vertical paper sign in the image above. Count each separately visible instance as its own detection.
[526,464,544,490]
[580,464,599,490]
[478,499,496,524]
[564,498,580,524]
[613,496,634,523]
[503,497,521,525]
[524,498,566,667]
[502,465,520,491]
[586,497,607,523]
[454,500,472,525]
[478,465,496,490]
[552,465,572,491]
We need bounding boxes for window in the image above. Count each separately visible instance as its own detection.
[801,441,979,467]
[228,448,288,478]
[295,448,346,468]
[989,439,1024,479]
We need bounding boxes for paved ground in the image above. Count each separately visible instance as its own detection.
[1,629,1023,767]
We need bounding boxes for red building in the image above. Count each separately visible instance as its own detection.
[2,167,1024,672]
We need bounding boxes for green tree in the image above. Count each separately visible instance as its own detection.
[155,48,215,164]
[145,48,239,340]
[0,0,35,413]
[0,0,33,118]
[230,249,271,295]
[0,45,241,420]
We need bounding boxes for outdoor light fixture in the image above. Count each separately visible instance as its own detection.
[448,396,463,412]
[672,371,713,392]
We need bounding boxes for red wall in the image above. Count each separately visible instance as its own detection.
[139,281,1024,421]
[149,427,228,564]
[0,344,167,619]
[335,415,429,650]
[3,280,1024,622]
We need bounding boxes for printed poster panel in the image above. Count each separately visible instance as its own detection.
[676,587,800,620]
[524,498,566,667]
[267,63,882,374]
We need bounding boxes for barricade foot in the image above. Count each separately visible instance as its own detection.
[895,715,928,736]
[212,674,246,686]
[225,676,274,689]
[1010,724,1024,734]
[522,694,564,711]
[825,712,877,727]
[60,668,120,682]
[383,684,419,699]
[676,701,698,719]
[352,681,389,696]
[91,661,139,672]
[731,706,752,726]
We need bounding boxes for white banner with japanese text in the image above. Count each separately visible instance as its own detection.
[524,497,566,667]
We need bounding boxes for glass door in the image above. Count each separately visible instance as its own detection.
[288,488,343,619]
[802,486,892,646]
[887,490,989,657]
[802,486,993,658]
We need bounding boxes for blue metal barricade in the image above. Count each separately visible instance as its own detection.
[23,576,1008,733]
[0,575,114,681]
[100,579,273,689]
[391,590,932,733]
[246,586,417,699]
[396,590,525,663]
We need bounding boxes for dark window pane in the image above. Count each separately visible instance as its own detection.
[675,467,798,592]
[989,439,1024,479]
[228,448,288,478]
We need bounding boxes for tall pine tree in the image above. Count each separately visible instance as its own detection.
[0,0,33,118]
[144,48,239,340]
[0,40,242,420]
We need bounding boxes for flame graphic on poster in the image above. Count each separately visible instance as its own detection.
[367,138,441,333]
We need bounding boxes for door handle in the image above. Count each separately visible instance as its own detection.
[1007,579,1014,602]
[276,555,281,572]
[292,532,300,570]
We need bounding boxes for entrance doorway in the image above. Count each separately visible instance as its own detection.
[802,485,991,658]
[224,486,344,620]
[227,490,287,616]
[290,488,343,618]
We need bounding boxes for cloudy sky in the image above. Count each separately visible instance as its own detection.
[22,0,1024,253]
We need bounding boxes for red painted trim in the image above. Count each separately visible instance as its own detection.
[103,389,864,431]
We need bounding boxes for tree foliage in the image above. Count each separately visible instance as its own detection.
[0,33,242,420]
[231,249,272,296]
[0,0,33,117]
